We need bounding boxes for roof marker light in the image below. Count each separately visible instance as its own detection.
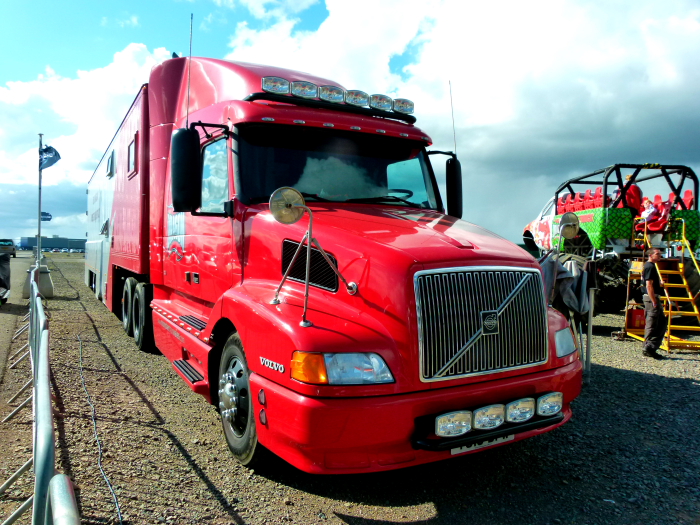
[262,77,290,94]
[262,117,275,122]
[393,98,414,114]
[293,120,306,124]
[345,90,369,107]
[350,126,361,131]
[370,94,393,111]
[291,81,318,99]
[376,129,386,134]
[323,123,334,127]
[319,85,344,103]
[400,133,409,137]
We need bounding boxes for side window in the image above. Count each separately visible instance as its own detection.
[386,155,436,209]
[540,198,555,219]
[200,138,229,213]
[128,135,137,175]
[106,150,115,178]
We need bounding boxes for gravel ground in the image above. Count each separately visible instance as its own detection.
[1,253,699,525]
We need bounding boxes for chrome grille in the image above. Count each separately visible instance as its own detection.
[414,267,548,382]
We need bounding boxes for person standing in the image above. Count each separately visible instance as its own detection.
[642,248,666,359]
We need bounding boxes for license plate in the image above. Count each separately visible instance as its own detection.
[450,434,514,455]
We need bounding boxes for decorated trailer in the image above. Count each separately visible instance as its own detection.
[86,56,582,474]
[524,164,700,312]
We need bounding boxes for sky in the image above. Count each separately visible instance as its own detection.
[1,0,699,245]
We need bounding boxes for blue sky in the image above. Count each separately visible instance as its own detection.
[0,1,330,85]
[1,0,700,243]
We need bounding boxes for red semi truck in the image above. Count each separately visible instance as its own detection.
[86,57,582,474]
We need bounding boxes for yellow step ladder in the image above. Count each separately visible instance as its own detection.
[624,218,700,352]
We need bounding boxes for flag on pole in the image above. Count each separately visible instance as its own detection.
[39,145,61,170]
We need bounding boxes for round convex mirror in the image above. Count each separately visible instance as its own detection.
[559,212,581,240]
[269,187,305,224]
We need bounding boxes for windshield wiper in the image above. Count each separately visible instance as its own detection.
[299,192,332,202]
[344,195,422,207]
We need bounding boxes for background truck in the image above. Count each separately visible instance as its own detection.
[86,56,582,474]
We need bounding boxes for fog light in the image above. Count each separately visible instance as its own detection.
[262,76,290,94]
[319,85,344,103]
[473,404,505,430]
[506,398,535,423]
[393,98,414,114]
[345,90,369,107]
[291,81,318,99]
[537,392,563,416]
[369,94,393,111]
[436,411,472,437]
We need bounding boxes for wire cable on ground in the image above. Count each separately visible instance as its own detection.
[77,331,123,525]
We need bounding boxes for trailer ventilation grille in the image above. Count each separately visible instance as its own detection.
[414,267,548,382]
[282,240,338,293]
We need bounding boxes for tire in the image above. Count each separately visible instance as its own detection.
[122,277,137,336]
[132,283,155,352]
[218,334,261,466]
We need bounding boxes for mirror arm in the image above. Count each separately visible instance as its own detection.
[189,121,230,139]
[427,150,456,158]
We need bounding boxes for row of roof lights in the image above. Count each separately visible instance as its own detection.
[261,77,414,115]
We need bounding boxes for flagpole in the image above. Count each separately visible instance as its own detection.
[37,134,43,283]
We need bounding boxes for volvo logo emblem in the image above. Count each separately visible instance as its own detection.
[481,311,499,335]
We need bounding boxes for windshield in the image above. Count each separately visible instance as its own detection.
[236,124,440,209]
[0,240,13,246]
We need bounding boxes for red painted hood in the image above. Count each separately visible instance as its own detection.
[243,203,544,394]
[306,204,538,269]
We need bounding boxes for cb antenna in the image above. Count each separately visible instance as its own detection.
[186,13,193,128]
[449,80,457,156]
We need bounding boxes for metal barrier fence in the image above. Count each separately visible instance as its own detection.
[1,268,80,525]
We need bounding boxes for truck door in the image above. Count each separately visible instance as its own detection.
[164,135,236,303]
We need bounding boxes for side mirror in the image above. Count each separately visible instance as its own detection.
[559,212,580,240]
[171,128,202,212]
[446,157,463,219]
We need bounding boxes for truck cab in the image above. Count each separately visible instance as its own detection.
[87,57,582,474]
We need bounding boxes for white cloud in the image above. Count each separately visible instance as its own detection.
[225,0,700,241]
[213,0,319,19]
[4,0,700,243]
[0,44,170,189]
[118,15,139,28]
[200,13,216,31]
[213,0,236,8]
[226,0,439,92]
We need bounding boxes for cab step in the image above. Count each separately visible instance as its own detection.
[173,359,204,383]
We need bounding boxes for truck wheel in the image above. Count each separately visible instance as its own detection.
[122,277,137,336]
[132,283,155,352]
[218,334,260,466]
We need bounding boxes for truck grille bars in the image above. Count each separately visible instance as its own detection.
[414,267,548,382]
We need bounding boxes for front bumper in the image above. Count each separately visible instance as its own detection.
[250,359,582,474]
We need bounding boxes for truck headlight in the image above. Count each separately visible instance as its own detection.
[537,392,563,416]
[473,404,505,430]
[555,327,577,357]
[324,353,394,385]
[436,411,472,437]
[290,351,394,385]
